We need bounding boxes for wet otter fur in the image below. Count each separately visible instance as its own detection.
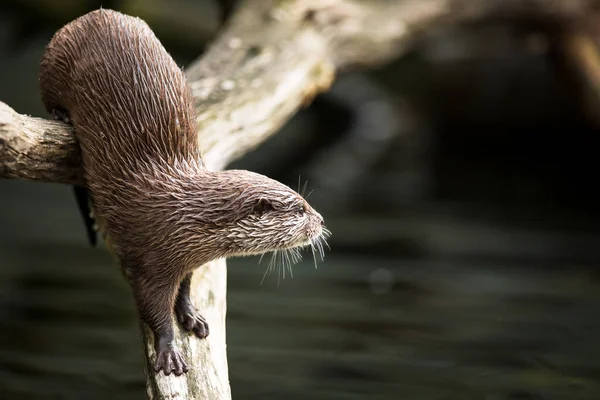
[39,9,327,376]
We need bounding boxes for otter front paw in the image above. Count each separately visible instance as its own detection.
[154,344,189,376]
[175,302,210,339]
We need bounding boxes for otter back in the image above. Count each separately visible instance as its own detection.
[39,9,200,173]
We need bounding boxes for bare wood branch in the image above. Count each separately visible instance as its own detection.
[3,0,600,399]
[0,102,82,184]
[143,260,230,400]
[2,0,598,179]
[552,11,600,127]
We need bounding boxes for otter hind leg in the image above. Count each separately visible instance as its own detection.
[49,106,98,247]
[174,272,210,339]
[72,185,97,246]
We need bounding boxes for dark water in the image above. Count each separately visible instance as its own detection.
[0,181,145,399]
[2,179,600,399]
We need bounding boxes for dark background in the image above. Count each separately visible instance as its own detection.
[1,1,600,399]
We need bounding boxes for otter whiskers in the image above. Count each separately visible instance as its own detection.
[260,247,302,286]
[297,176,315,199]
[259,227,331,285]
[310,227,331,269]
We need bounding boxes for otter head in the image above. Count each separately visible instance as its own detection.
[186,169,328,264]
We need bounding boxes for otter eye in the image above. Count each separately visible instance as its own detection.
[295,204,305,215]
[253,198,274,216]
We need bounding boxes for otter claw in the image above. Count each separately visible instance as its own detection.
[50,108,71,125]
[154,345,188,376]
[175,303,210,338]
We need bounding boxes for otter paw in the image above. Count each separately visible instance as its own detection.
[154,345,189,376]
[175,303,210,339]
[50,108,72,125]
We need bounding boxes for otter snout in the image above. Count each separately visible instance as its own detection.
[313,212,324,229]
[317,214,324,226]
[304,202,324,226]
[305,208,326,241]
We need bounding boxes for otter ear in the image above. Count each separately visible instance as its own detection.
[253,198,274,216]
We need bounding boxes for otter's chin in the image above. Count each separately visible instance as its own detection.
[285,226,324,250]
[286,238,312,250]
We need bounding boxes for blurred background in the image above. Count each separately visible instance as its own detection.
[2,0,600,399]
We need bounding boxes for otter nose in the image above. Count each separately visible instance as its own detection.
[317,215,324,226]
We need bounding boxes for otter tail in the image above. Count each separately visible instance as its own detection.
[73,185,97,246]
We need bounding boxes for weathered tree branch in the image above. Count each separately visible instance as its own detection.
[0,104,81,184]
[1,0,597,180]
[552,11,600,127]
[2,0,600,399]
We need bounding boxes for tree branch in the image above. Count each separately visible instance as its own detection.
[0,103,81,184]
[2,0,600,399]
[2,0,597,178]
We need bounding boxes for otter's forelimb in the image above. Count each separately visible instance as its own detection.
[129,269,190,376]
[175,272,210,338]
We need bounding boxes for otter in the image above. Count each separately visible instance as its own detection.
[39,9,327,376]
